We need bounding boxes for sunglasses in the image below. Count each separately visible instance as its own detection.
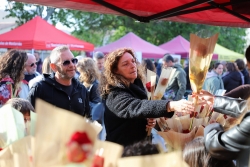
[27,63,36,67]
[60,58,78,66]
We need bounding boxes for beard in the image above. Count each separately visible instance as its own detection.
[56,66,75,80]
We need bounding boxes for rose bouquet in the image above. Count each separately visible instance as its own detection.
[157,32,219,150]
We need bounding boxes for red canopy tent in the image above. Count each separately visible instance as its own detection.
[159,35,218,60]
[95,32,169,59]
[0,16,94,51]
[12,0,250,28]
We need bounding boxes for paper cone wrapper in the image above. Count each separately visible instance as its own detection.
[192,117,208,128]
[175,115,191,132]
[189,33,219,93]
[0,158,14,167]
[93,140,123,167]
[0,147,12,159]
[194,125,204,138]
[146,69,156,100]
[158,127,196,150]
[117,151,189,167]
[209,112,220,123]
[34,99,98,167]
[154,68,176,100]
[0,104,26,147]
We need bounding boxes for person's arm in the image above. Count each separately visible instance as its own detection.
[224,85,250,100]
[174,71,186,100]
[106,89,193,119]
[196,90,247,118]
[214,95,246,118]
[205,112,250,160]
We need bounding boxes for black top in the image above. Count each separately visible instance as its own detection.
[104,78,174,146]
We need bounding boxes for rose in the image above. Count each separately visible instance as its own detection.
[66,132,92,163]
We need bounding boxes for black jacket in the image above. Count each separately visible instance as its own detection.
[223,71,242,93]
[204,113,250,167]
[86,80,101,104]
[241,69,250,85]
[28,73,90,117]
[104,78,174,147]
[204,96,248,167]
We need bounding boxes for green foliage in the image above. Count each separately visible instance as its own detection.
[4,1,247,53]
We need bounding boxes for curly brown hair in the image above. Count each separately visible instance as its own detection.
[77,57,100,87]
[0,49,27,90]
[101,48,145,96]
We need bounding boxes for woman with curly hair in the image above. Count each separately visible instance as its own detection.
[0,49,27,106]
[77,57,101,104]
[101,48,194,146]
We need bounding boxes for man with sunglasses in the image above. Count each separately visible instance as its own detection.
[28,45,90,117]
[19,53,40,99]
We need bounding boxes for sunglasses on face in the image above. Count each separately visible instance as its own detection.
[27,63,36,67]
[60,58,78,66]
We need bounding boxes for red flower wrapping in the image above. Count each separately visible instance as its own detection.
[146,82,151,92]
[67,131,92,163]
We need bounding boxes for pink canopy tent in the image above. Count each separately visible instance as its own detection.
[159,35,218,60]
[95,32,169,59]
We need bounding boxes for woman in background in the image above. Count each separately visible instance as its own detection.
[77,57,101,104]
[223,62,242,93]
[203,62,224,95]
[0,50,27,106]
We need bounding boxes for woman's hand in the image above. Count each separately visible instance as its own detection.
[192,90,214,107]
[168,99,194,114]
[146,118,156,129]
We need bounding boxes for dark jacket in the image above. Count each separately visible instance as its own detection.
[204,96,248,167]
[28,73,90,117]
[86,80,101,104]
[241,68,250,85]
[223,71,242,93]
[204,112,250,167]
[225,85,250,100]
[104,78,174,146]
[184,66,191,90]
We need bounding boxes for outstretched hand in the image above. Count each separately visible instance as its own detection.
[192,90,214,107]
[169,99,194,114]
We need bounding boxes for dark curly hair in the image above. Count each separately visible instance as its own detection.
[0,49,28,91]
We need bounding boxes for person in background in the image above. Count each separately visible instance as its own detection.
[183,59,192,98]
[162,54,186,100]
[28,45,90,117]
[28,56,52,89]
[77,57,101,104]
[203,62,224,95]
[101,48,194,147]
[235,59,250,84]
[34,51,43,74]
[0,50,27,106]
[5,98,35,122]
[19,53,40,99]
[122,140,159,157]
[93,51,105,73]
[183,137,235,167]
[222,62,242,93]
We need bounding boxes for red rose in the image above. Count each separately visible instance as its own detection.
[67,131,92,163]
[68,131,92,145]
[146,82,151,92]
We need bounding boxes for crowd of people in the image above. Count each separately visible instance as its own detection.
[1,45,250,166]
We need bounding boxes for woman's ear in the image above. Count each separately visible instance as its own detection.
[50,63,57,72]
